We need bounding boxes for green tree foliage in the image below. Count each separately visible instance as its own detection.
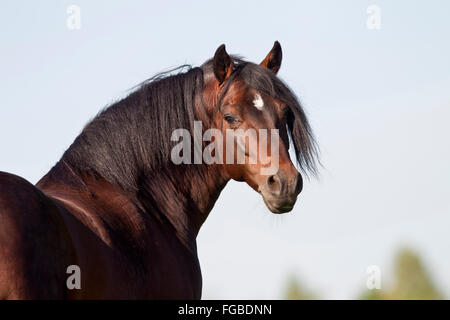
[283,275,318,300]
[390,247,443,299]
[358,247,444,300]
[359,288,384,300]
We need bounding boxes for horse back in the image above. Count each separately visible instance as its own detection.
[0,171,75,299]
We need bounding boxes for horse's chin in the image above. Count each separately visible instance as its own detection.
[260,193,296,214]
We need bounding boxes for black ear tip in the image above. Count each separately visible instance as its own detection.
[215,44,227,56]
[213,44,232,84]
[273,41,281,52]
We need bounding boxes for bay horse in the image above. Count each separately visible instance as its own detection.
[0,42,317,299]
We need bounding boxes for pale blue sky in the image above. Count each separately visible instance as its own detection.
[1,1,450,299]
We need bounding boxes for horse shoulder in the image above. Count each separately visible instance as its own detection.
[0,171,75,299]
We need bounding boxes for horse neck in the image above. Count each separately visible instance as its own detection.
[39,73,229,251]
[39,160,228,252]
[138,162,228,248]
[39,140,229,254]
[135,86,229,248]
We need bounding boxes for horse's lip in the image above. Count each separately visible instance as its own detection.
[260,193,296,214]
[257,185,297,213]
[279,204,294,211]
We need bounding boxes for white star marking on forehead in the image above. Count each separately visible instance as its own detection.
[253,93,264,110]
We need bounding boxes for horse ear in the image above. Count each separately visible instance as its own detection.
[260,41,282,74]
[213,44,233,85]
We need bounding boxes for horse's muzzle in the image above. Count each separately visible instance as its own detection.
[258,170,303,214]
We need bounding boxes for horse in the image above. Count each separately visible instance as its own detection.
[0,42,318,299]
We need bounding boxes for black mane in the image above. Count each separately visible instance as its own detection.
[60,57,318,194]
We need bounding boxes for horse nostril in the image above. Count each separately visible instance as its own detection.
[266,174,282,195]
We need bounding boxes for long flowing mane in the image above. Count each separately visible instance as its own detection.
[59,57,318,194]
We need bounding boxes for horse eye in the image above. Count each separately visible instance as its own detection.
[224,114,238,124]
